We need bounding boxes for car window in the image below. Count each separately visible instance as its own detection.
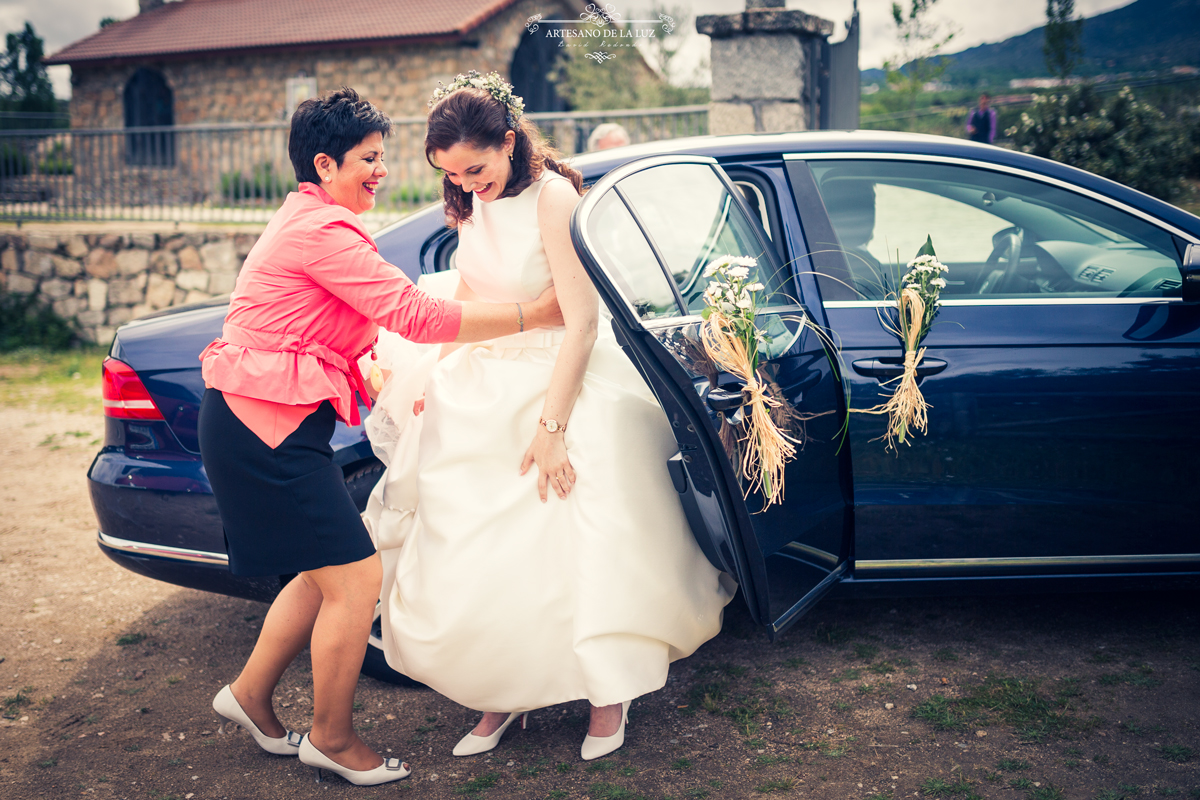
[810,160,1183,300]
[616,163,790,314]
[585,189,682,321]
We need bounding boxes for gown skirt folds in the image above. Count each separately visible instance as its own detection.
[198,388,377,577]
[363,169,735,715]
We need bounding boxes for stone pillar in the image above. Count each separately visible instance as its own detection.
[698,1,835,135]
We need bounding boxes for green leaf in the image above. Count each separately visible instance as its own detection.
[916,235,937,259]
[701,307,712,320]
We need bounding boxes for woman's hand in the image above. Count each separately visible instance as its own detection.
[525,285,565,329]
[413,394,425,416]
[520,429,576,502]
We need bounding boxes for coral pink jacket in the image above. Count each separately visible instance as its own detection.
[200,183,462,434]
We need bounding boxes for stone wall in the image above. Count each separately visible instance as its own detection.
[70,0,572,127]
[0,228,261,345]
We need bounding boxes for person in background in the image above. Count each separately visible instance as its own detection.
[587,122,631,151]
[966,93,998,144]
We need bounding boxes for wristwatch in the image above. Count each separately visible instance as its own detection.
[539,417,567,433]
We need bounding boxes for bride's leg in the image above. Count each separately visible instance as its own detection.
[588,703,624,737]
[472,711,517,736]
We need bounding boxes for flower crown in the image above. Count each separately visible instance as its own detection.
[428,70,526,129]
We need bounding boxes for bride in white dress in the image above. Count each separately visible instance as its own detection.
[362,74,735,761]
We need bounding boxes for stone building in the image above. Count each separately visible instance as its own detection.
[46,0,584,127]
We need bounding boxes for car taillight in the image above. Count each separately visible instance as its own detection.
[102,357,165,420]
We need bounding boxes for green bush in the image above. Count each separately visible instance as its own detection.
[0,291,77,351]
[38,141,72,175]
[0,142,31,178]
[1007,84,1197,201]
[220,162,292,202]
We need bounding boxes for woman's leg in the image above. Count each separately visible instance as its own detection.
[229,571,324,738]
[304,553,386,771]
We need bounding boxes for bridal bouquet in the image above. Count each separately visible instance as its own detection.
[699,255,799,508]
[866,236,946,448]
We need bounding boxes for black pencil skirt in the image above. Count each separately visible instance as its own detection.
[197,388,377,577]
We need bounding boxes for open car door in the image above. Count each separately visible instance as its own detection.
[571,155,851,639]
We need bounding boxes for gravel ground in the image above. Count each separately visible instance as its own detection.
[1,372,1198,800]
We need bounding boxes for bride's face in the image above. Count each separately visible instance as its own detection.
[435,132,515,203]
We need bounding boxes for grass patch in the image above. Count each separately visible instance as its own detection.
[3,685,34,719]
[853,643,880,661]
[912,674,1075,741]
[1030,787,1066,800]
[455,772,500,796]
[1157,745,1194,763]
[585,760,615,774]
[0,347,106,412]
[671,758,692,770]
[814,623,854,646]
[921,778,981,798]
[1099,666,1162,688]
[588,783,644,800]
[755,779,795,793]
[782,657,807,669]
[37,758,57,768]
[932,648,959,662]
[1095,787,1142,800]
[831,668,861,683]
[754,754,791,768]
[116,633,147,647]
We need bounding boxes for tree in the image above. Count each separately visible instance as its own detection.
[1043,0,1084,82]
[0,22,56,113]
[882,1,958,111]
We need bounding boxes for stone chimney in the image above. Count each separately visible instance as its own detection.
[698,0,835,135]
[138,0,165,14]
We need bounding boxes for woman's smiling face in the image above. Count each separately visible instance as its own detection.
[317,131,387,215]
[434,131,515,203]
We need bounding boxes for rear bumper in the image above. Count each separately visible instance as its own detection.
[98,531,282,603]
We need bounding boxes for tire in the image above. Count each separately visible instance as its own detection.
[341,460,426,688]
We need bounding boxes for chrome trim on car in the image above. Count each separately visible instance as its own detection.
[98,532,229,566]
[781,541,840,570]
[825,297,1182,309]
[782,152,1200,243]
[855,553,1200,574]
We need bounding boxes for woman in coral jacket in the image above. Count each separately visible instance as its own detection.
[196,88,561,787]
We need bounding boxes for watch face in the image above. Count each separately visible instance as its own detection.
[544,419,559,432]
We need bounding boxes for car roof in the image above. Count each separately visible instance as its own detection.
[567,130,1200,236]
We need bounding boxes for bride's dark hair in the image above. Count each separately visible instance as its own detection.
[425,88,583,227]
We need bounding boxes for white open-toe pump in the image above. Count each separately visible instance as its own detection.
[212,685,302,756]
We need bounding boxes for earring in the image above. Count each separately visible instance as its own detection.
[324,175,331,181]
[508,151,513,161]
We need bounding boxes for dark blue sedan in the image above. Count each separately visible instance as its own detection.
[89,131,1200,681]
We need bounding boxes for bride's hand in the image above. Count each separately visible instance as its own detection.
[519,429,576,502]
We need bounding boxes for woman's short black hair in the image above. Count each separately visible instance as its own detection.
[289,87,392,185]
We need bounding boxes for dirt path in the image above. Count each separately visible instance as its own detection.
[1,402,1198,800]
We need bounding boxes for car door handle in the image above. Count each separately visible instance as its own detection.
[705,387,747,412]
[851,357,948,380]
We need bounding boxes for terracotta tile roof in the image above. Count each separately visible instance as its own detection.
[46,0,532,65]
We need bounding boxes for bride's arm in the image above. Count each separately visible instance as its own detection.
[519,178,600,503]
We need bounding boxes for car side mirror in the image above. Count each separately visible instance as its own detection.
[1183,244,1200,303]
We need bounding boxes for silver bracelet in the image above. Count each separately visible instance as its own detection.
[516,302,524,332]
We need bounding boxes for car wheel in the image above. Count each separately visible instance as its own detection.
[341,461,426,688]
[344,461,385,513]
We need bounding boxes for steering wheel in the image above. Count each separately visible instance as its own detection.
[974,226,1024,294]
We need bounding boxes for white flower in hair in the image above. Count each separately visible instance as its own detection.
[429,70,526,128]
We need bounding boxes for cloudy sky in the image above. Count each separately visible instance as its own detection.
[1,0,1135,98]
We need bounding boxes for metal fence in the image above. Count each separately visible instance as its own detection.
[0,105,708,226]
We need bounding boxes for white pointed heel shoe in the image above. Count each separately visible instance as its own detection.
[212,684,302,756]
[452,711,530,756]
[298,734,411,786]
[581,700,631,761]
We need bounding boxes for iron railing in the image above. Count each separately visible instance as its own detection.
[0,105,708,225]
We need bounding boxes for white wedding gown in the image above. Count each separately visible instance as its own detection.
[361,169,736,713]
